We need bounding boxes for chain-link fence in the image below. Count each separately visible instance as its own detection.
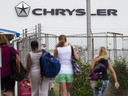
[12,24,128,96]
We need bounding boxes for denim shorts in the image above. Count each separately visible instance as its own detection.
[94,80,109,96]
[55,74,74,83]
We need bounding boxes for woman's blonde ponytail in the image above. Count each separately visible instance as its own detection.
[97,47,108,61]
[56,35,66,47]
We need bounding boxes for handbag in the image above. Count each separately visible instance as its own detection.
[88,60,106,81]
[88,72,102,80]
[10,47,28,81]
[71,46,82,78]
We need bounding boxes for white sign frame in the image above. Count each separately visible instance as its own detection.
[0,48,1,68]
[0,48,2,96]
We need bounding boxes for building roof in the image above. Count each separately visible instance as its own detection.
[0,28,20,41]
[0,28,20,37]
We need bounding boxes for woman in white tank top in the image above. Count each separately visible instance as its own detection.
[24,41,49,96]
[54,35,79,96]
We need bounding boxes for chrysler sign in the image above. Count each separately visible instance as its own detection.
[15,1,118,17]
[32,9,117,16]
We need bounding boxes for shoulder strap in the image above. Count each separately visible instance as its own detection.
[71,46,74,56]
[42,49,46,54]
[10,47,14,56]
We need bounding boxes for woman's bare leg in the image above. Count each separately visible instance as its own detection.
[66,83,72,96]
[1,90,3,96]
[6,91,13,96]
[60,83,67,96]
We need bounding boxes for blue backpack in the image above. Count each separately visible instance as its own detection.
[40,49,61,78]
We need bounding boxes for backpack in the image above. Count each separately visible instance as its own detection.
[40,49,60,78]
[10,47,27,81]
[88,60,106,90]
[88,60,106,80]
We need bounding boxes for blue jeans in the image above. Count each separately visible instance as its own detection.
[94,80,109,96]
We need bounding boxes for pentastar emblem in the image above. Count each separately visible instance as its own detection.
[15,1,31,17]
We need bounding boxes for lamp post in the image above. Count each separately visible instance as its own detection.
[86,0,92,64]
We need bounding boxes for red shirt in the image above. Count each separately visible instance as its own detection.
[0,46,19,78]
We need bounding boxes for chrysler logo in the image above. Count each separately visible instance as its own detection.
[15,1,30,17]
[15,1,117,17]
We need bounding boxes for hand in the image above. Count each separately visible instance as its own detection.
[24,81,28,88]
[115,82,119,89]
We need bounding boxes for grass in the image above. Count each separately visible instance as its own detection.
[54,82,60,96]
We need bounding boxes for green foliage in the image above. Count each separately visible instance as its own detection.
[108,58,128,95]
[70,61,93,96]
[48,90,56,96]
[68,43,87,62]
[74,45,87,63]
[70,45,93,96]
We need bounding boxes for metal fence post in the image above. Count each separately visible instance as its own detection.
[45,34,49,52]
[38,23,41,50]
[92,35,94,59]
[113,34,117,60]
[22,30,25,66]
[108,49,110,59]
[29,37,31,52]
[25,29,28,67]
[0,48,2,96]
[17,42,20,96]
[86,0,92,64]
[35,25,37,41]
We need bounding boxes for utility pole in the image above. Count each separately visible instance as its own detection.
[86,0,92,64]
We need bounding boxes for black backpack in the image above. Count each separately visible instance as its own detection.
[10,47,27,81]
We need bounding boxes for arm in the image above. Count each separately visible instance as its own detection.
[16,54,21,62]
[108,62,119,89]
[90,57,97,72]
[25,53,31,78]
[72,47,79,61]
[54,48,58,59]
[13,47,20,62]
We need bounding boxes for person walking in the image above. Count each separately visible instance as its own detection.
[0,34,20,96]
[54,35,79,96]
[90,46,119,96]
[24,41,49,96]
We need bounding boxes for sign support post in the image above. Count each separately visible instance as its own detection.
[86,0,92,64]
